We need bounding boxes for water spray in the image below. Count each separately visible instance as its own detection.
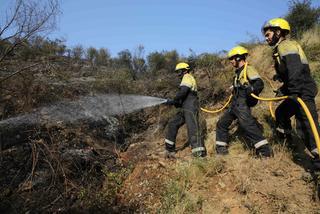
[0,94,167,130]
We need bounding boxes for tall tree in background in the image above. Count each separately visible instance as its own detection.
[115,49,136,79]
[163,50,179,72]
[86,47,98,67]
[147,51,166,74]
[147,50,179,74]
[71,45,84,62]
[132,45,146,75]
[285,0,320,38]
[96,48,111,67]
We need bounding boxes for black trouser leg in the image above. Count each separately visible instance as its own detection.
[184,108,206,155]
[277,98,320,170]
[296,98,320,172]
[275,99,296,135]
[165,111,185,152]
[276,98,320,153]
[216,109,236,146]
[295,98,320,154]
[235,103,268,149]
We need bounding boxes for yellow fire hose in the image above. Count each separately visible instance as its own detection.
[200,92,320,154]
[268,101,275,119]
[200,95,233,113]
[251,93,320,155]
[261,76,277,120]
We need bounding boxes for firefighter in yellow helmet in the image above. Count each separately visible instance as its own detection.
[164,62,206,158]
[262,18,320,172]
[215,46,272,157]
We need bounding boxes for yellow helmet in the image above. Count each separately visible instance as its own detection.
[227,46,248,59]
[175,62,190,71]
[262,18,290,33]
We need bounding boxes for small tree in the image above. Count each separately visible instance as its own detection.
[132,45,146,75]
[95,48,111,67]
[147,51,166,73]
[163,50,179,72]
[114,49,136,79]
[86,47,98,67]
[71,45,84,62]
[285,0,320,38]
[116,50,132,69]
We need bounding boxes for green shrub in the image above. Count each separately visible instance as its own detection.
[285,0,320,39]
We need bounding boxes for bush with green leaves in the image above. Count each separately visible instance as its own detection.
[285,0,320,39]
[147,50,179,74]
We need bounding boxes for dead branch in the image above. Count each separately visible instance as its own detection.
[0,62,40,83]
[0,0,60,62]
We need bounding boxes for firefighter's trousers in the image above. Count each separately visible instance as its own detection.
[275,98,320,155]
[216,100,268,149]
[165,108,205,154]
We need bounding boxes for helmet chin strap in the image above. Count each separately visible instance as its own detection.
[235,60,240,68]
[178,69,187,77]
[269,31,280,46]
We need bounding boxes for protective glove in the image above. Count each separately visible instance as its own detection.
[165,98,175,105]
[240,83,253,96]
[174,100,182,108]
[245,85,254,96]
[288,93,299,101]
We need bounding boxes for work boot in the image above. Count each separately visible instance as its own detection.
[311,152,320,199]
[256,144,273,158]
[311,153,320,175]
[165,150,176,159]
[216,145,228,155]
[192,150,207,158]
[275,129,286,140]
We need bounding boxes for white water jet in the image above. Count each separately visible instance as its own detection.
[0,94,167,129]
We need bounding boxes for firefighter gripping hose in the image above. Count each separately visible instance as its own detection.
[250,93,320,155]
[200,88,320,155]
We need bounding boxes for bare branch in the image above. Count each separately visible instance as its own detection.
[0,0,22,37]
[0,63,40,83]
[0,0,60,62]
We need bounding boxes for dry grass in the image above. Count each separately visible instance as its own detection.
[300,25,320,47]
[159,142,320,213]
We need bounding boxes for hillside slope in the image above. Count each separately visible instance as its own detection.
[117,29,320,213]
[1,27,320,213]
[118,106,320,213]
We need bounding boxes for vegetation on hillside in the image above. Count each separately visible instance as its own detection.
[1,0,320,212]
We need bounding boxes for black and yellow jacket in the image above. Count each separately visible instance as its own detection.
[273,39,317,98]
[232,64,264,107]
[173,73,198,110]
